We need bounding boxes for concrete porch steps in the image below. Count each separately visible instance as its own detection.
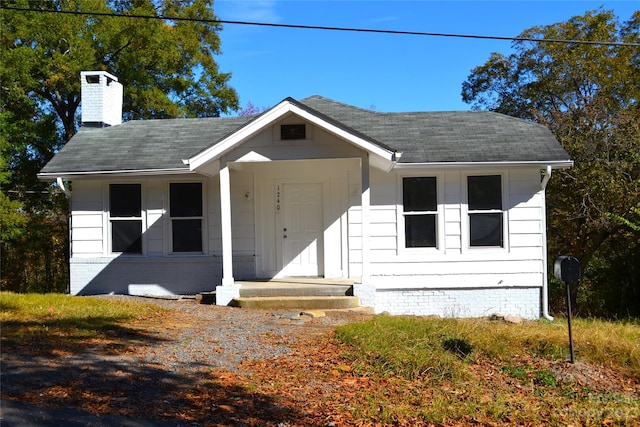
[238,282,353,298]
[196,278,360,310]
[232,295,360,310]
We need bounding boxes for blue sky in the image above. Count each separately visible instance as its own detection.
[214,1,637,114]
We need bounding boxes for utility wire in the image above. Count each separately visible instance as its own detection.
[2,5,639,47]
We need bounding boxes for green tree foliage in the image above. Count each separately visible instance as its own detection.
[0,0,239,292]
[462,8,640,317]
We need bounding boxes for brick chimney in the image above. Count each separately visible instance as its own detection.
[80,71,123,127]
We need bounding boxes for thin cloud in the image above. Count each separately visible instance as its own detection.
[218,0,281,23]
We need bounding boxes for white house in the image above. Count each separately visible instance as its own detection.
[39,71,572,318]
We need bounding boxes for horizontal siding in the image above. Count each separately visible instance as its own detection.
[71,181,105,257]
[72,213,103,228]
[146,182,165,255]
[370,272,544,289]
[71,174,255,258]
[510,233,543,248]
[510,220,542,234]
[353,168,546,290]
[72,240,104,255]
[370,258,543,275]
[72,227,102,241]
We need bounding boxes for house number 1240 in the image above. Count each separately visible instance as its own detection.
[276,185,281,211]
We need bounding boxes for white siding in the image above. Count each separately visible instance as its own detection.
[349,167,547,293]
[145,181,164,255]
[70,181,104,257]
[208,171,256,255]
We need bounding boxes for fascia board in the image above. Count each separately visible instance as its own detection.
[393,160,573,170]
[187,100,396,173]
[37,167,193,180]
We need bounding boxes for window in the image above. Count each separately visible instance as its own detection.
[467,175,503,247]
[402,177,437,248]
[170,183,203,252]
[109,184,142,254]
[281,124,306,140]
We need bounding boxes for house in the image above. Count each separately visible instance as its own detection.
[39,71,572,318]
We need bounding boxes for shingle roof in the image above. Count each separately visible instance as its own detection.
[298,96,570,164]
[39,95,570,176]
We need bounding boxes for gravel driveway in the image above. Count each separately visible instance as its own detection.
[1,296,373,425]
[104,296,370,372]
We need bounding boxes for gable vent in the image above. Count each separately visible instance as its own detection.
[281,124,306,140]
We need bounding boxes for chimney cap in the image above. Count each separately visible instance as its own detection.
[81,70,119,83]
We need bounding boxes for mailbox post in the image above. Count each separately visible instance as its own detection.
[554,256,581,364]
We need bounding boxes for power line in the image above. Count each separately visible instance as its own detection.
[2,5,639,47]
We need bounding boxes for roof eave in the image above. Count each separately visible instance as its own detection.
[38,167,193,180]
[393,160,574,170]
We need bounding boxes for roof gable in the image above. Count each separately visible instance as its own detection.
[186,98,397,174]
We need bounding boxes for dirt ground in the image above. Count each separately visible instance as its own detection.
[3,296,638,426]
[1,296,374,426]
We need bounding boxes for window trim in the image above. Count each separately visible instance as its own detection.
[464,173,508,251]
[397,174,443,254]
[107,182,144,255]
[168,181,205,255]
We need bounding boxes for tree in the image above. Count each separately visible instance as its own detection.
[0,0,239,292]
[238,101,270,117]
[462,8,640,316]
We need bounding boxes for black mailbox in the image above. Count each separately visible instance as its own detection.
[554,256,581,282]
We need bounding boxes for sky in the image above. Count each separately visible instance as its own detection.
[213,1,638,114]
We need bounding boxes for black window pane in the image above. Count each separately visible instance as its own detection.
[468,175,502,210]
[170,183,202,217]
[405,215,436,248]
[110,184,141,217]
[403,177,437,212]
[112,220,142,253]
[470,213,503,247]
[173,219,202,252]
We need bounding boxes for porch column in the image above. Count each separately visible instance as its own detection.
[219,158,235,286]
[353,152,375,308]
[360,153,370,281]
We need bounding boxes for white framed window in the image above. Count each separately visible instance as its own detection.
[109,183,142,254]
[401,176,438,248]
[169,182,203,253]
[467,175,504,248]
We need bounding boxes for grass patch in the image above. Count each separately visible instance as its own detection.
[336,315,474,383]
[335,315,640,425]
[0,292,166,348]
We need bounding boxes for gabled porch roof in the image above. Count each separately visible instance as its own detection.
[184,97,398,175]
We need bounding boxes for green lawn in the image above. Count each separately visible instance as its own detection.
[0,292,164,346]
[334,315,640,425]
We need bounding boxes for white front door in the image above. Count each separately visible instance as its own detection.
[281,183,323,276]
